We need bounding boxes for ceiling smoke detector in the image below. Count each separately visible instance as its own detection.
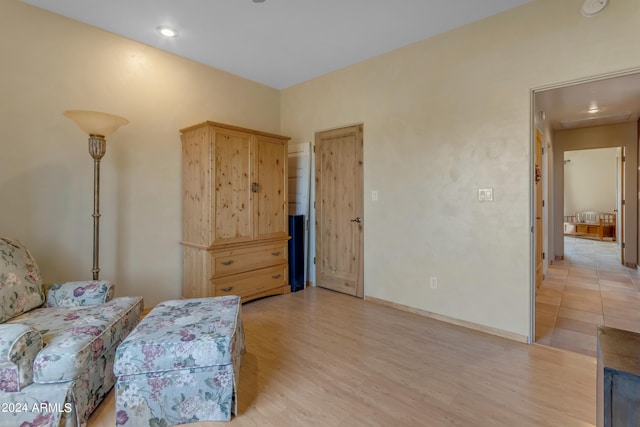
[581,0,608,17]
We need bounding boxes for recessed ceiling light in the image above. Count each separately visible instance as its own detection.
[157,26,178,38]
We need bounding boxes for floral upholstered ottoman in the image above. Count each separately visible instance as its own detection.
[113,296,245,426]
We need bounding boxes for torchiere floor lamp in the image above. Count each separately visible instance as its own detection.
[64,110,128,280]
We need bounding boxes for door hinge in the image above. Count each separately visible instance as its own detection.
[542,147,545,155]
[542,252,545,260]
[313,257,316,264]
[622,155,626,162]
[622,199,626,206]
[542,200,545,208]
[622,243,626,249]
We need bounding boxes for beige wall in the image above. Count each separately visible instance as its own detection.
[564,148,618,215]
[281,0,640,338]
[0,1,281,306]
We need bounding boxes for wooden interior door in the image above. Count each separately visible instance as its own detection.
[315,125,364,298]
[254,135,288,241]
[535,129,543,289]
[212,127,253,245]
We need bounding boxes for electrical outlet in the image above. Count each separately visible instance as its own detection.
[371,190,378,201]
[430,277,438,289]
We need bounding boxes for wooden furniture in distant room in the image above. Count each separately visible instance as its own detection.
[180,121,290,302]
[597,326,640,427]
[563,211,616,241]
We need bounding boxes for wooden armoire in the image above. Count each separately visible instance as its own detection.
[180,121,290,302]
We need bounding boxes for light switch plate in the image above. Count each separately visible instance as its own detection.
[478,188,494,202]
[371,190,378,201]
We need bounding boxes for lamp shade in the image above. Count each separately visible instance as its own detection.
[63,110,129,137]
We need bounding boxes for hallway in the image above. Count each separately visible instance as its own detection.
[535,237,640,357]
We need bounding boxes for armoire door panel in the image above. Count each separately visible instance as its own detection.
[181,126,211,246]
[212,128,253,245]
[254,135,288,241]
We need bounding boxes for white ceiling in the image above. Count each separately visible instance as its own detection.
[21,0,640,130]
[536,72,640,131]
[22,0,533,90]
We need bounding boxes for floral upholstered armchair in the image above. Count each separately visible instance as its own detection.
[0,238,143,427]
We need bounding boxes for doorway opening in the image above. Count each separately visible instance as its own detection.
[530,69,640,351]
[563,146,621,259]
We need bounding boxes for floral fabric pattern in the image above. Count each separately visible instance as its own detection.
[0,296,143,426]
[0,238,45,323]
[116,365,236,425]
[70,339,120,427]
[114,296,245,425]
[0,323,43,391]
[8,296,143,383]
[0,237,144,427]
[0,381,76,427]
[44,281,114,308]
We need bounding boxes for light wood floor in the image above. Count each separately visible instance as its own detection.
[90,286,596,427]
[536,236,640,357]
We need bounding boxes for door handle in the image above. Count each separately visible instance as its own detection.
[350,217,362,223]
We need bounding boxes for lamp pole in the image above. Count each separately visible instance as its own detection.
[63,110,128,280]
[88,135,106,280]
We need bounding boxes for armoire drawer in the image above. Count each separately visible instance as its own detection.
[210,242,286,278]
[213,264,287,299]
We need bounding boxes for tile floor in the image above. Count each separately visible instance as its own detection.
[535,236,640,357]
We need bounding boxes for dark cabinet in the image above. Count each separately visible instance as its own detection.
[597,326,640,427]
[288,215,305,292]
